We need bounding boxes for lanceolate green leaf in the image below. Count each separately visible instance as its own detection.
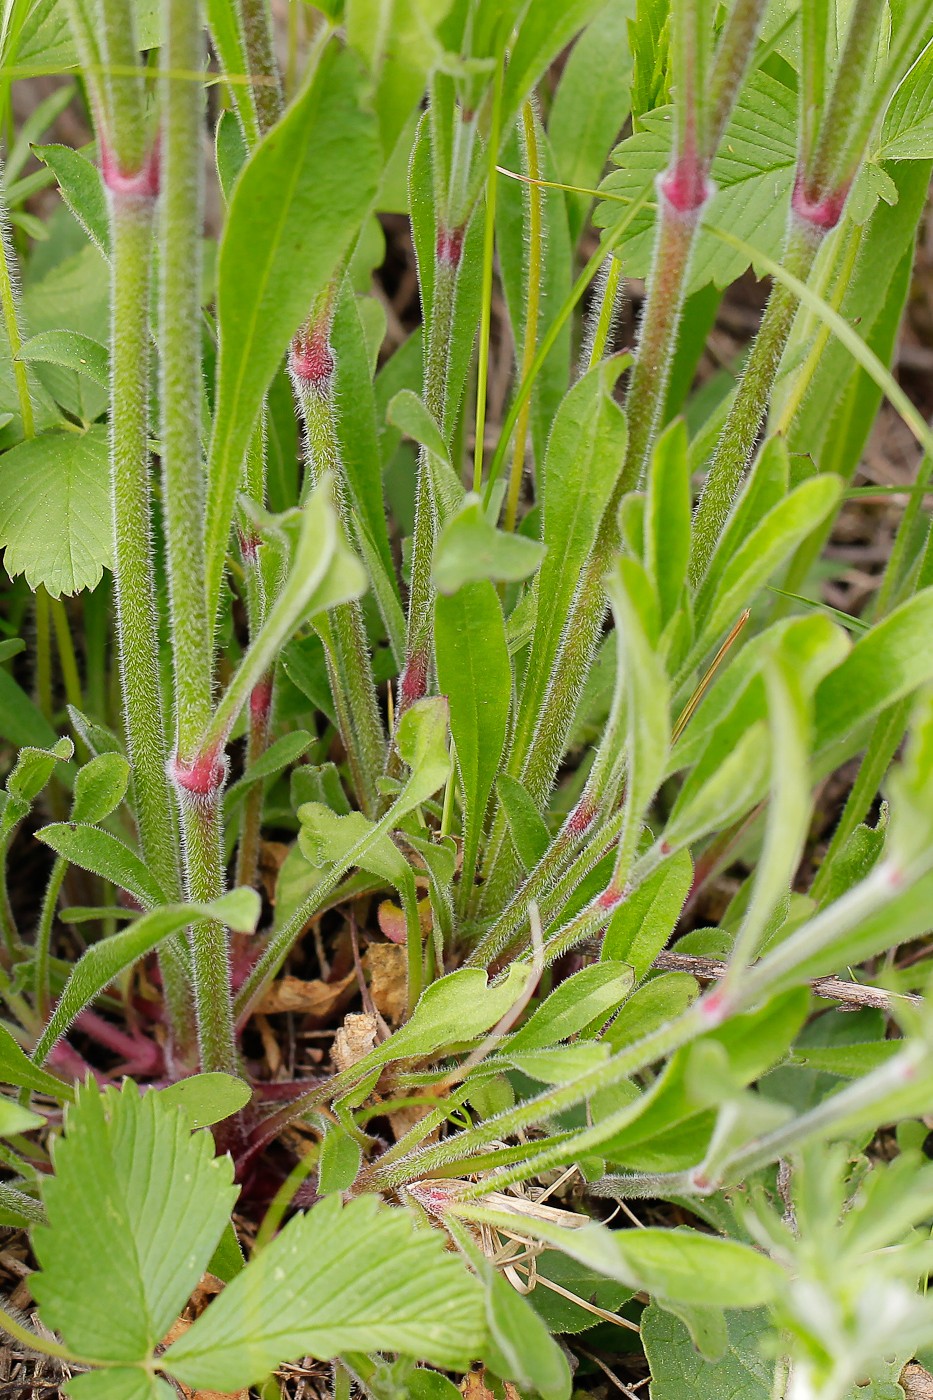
[510,962,635,1050]
[36,824,167,910]
[69,753,130,825]
[695,475,843,649]
[34,143,109,256]
[452,1209,785,1309]
[359,965,531,1072]
[433,495,546,593]
[645,420,691,627]
[513,361,627,766]
[33,891,261,1065]
[602,850,693,981]
[814,588,933,757]
[435,581,512,893]
[0,1025,73,1101]
[204,43,381,623]
[32,1082,237,1366]
[161,1195,486,1388]
[497,773,550,871]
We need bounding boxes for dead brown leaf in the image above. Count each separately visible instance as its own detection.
[258,839,292,902]
[332,1011,380,1071]
[257,969,355,1019]
[460,1370,520,1399]
[902,1362,933,1400]
[364,942,408,1025]
[162,1315,247,1400]
[255,1013,283,1076]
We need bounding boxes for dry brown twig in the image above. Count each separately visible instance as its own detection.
[653,951,923,1012]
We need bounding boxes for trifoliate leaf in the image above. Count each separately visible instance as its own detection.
[32,1081,238,1365]
[67,1370,175,1400]
[0,426,112,596]
[595,71,798,291]
[161,1195,486,1389]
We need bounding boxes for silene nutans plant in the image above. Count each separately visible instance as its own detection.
[1,0,933,1396]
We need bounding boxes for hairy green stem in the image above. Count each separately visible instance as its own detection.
[161,0,235,1075]
[581,256,623,372]
[99,0,149,173]
[237,0,283,136]
[400,242,460,710]
[690,217,822,583]
[233,680,271,891]
[371,1000,710,1188]
[504,101,542,532]
[472,64,503,494]
[161,0,213,759]
[292,352,385,816]
[34,855,66,1020]
[597,1035,931,1202]
[623,192,707,486]
[0,185,33,439]
[805,0,884,197]
[180,790,236,1075]
[108,185,191,1040]
[484,161,715,910]
[234,419,271,890]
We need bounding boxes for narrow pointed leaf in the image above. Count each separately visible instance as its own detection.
[435,581,511,890]
[36,824,166,910]
[33,891,261,1065]
[204,43,380,621]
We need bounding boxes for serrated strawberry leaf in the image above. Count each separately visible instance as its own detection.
[32,1081,238,1366]
[161,1195,486,1389]
[0,425,112,597]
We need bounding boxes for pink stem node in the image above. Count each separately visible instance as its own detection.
[399,651,428,713]
[791,174,849,232]
[658,160,714,216]
[100,135,160,200]
[436,225,464,268]
[238,528,262,566]
[169,748,228,812]
[568,799,596,837]
[289,325,335,391]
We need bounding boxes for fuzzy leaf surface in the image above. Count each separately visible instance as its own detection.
[33,891,261,1065]
[36,824,166,909]
[0,1026,73,1100]
[435,581,512,888]
[433,495,545,593]
[204,42,380,620]
[155,1074,252,1130]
